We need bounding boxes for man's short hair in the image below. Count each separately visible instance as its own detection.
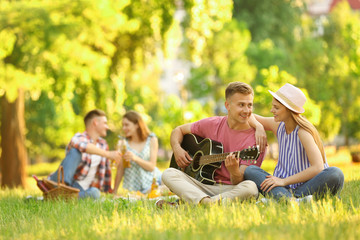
[225,82,254,99]
[84,109,106,126]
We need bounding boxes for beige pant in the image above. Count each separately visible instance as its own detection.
[162,168,258,204]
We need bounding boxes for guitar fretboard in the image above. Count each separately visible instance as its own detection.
[199,152,239,165]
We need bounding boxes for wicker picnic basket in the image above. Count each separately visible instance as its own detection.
[42,166,80,201]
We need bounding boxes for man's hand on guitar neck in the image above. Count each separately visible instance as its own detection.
[225,152,245,185]
[173,145,193,168]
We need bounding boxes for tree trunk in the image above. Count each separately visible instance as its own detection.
[0,88,27,188]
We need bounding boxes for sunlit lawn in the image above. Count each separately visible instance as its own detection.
[1,148,360,240]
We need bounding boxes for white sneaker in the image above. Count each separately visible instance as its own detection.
[294,195,313,204]
[256,198,270,205]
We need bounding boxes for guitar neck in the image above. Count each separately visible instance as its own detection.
[199,152,238,165]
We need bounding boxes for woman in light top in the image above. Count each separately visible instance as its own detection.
[113,111,161,194]
[245,83,344,201]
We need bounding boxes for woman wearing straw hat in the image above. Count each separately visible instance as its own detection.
[245,83,344,202]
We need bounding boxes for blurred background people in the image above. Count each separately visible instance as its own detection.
[48,109,121,199]
[113,111,161,195]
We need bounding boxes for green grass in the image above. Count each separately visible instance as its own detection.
[1,149,360,240]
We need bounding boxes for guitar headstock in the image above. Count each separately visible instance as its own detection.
[238,145,260,163]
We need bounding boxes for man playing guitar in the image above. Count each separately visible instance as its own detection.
[159,82,267,207]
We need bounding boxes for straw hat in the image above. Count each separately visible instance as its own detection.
[269,83,306,113]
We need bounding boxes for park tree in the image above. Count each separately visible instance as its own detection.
[321,2,360,145]
[142,0,234,151]
[233,0,303,45]
[0,0,79,187]
[0,0,236,187]
[181,0,233,66]
[233,0,304,74]
[185,20,256,112]
[232,0,359,145]
[0,0,148,187]
[292,1,360,144]
[291,29,342,140]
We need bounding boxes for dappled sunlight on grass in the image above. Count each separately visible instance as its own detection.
[27,161,60,178]
[1,147,357,239]
[325,146,357,166]
[0,188,360,239]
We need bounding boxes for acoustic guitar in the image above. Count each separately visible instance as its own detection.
[169,133,260,185]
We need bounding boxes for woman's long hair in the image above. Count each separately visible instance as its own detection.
[291,112,326,163]
[123,111,150,142]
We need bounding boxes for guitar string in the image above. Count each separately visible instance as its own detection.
[198,150,257,165]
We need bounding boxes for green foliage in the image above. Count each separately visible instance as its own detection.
[150,95,212,150]
[186,20,256,110]
[233,0,304,77]
[291,1,360,142]
[0,29,16,60]
[115,0,177,117]
[1,0,185,162]
[182,0,233,65]
[322,2,360,143]
[1,0,360,166]
[233,0,303,46]
[0,0,133,159]
[246,39,289,73]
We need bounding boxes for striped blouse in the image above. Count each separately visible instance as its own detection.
[273,122,329,189]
